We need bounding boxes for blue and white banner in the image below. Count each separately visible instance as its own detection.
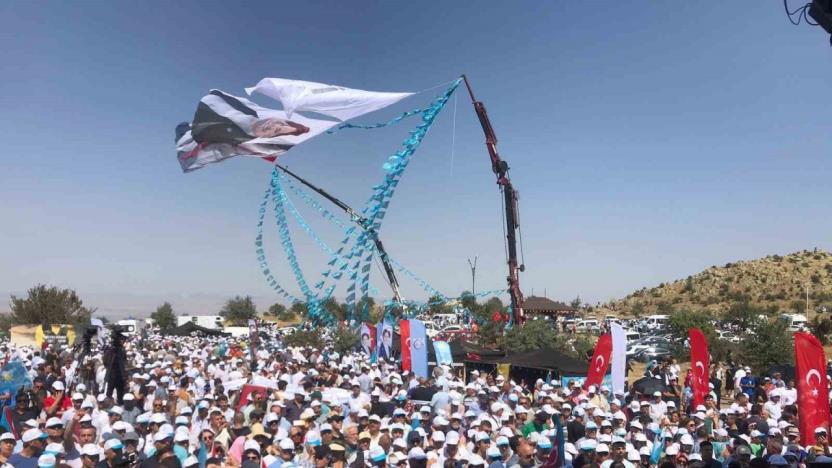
[409,320,429,378]
[433,341,453,366]
[561,373,613,390]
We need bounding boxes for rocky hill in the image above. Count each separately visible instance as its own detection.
[602,249,832,317]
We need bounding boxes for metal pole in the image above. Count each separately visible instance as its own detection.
[467,257,478,297]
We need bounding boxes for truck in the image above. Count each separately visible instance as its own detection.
[116,319,139,335]
[176,315,225,330]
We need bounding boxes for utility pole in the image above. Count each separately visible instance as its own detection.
[467,257,478,297]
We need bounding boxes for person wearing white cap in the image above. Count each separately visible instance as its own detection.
[9,428,47,467]
[44,381,70,420]
[103,438,124,466]
[648,391,667,424]
[79,443,100,467]
[0,433,15,465]
[600,436,634,468]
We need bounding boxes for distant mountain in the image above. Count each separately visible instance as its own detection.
[603,249,832,317]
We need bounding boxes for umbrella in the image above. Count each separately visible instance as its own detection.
[631,376,669,395]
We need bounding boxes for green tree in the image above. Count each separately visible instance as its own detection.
[322,297,346,321]
[267,303,287,317]
[810,317,832,346]
[665,310,734,360]
[268,303,298,322]
[284,328,324,349]
[725,301,768,333]
[356,297,377,321]
[504,320,561,353]
[572,334,597,360]
[741,319,793,374]
[570,296,582,309]
[220,295,257,326]
[290,301,308,317]
[460,291,477,312]
[9,284,95,327]
[630,302,646,317]
[150,302,176,330]
[427,295,452,315]
[332,327,359,354]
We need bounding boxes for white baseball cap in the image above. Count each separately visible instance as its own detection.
[22,429,47,443]
[81,443,100,457]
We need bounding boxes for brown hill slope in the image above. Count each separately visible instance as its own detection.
[602,249,832,317]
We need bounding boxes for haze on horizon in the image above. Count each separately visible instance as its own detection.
[1,2,830,319]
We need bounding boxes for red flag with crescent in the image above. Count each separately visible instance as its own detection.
[400,319,412,372]
[584,334,612,390]
[795,331,831,446]
[689,328,710,407]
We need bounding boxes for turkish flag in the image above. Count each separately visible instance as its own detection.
[400,319,412,372]
[584,334,612,390]
[795,331,831,446]
[689,328,710,408]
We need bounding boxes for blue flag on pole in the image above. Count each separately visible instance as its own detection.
[650,431,664,464]
[0,361,31,398]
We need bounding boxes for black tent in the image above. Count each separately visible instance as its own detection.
[163,321,231,337]
[505,348,587,375]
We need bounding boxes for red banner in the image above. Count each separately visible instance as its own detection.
[400,320,412,372]
[795,331,831,446]
[689,328,710,408]
[584,334,612,390]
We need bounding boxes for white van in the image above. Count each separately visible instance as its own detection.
[625,330,641,342]
[779,314,808,331]
[643,315,669,329]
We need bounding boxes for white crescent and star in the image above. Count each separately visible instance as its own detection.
[595,355,606,372]
[807,369,822,387]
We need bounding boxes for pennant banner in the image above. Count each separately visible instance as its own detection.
[584,334,612,390]
[610,323,627,395]
[795,331,831,446]
[689,328,710,408]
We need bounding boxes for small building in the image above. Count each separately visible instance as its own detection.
[523,296,578,317]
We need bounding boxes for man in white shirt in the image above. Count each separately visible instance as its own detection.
[648,392,667,424]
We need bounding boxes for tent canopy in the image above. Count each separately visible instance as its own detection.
[503,348,587,375]
[163,321,230,337]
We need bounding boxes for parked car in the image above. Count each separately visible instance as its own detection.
[633,346,672,362]
[576,319,601,333]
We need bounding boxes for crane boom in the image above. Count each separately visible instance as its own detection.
[274,164,404,305]
[461,75,525,325]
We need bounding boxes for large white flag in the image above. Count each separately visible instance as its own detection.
[176,89,338,172]
[246,77,413,121]
[178,79,414,172]
[610,323,627,395]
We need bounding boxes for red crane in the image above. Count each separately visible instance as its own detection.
[461,75,526,325]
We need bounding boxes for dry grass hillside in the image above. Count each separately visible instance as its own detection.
[601,249,832,317]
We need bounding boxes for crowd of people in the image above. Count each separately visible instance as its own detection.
[0,323,827,468]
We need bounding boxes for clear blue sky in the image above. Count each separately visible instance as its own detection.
[1,2,830,317]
